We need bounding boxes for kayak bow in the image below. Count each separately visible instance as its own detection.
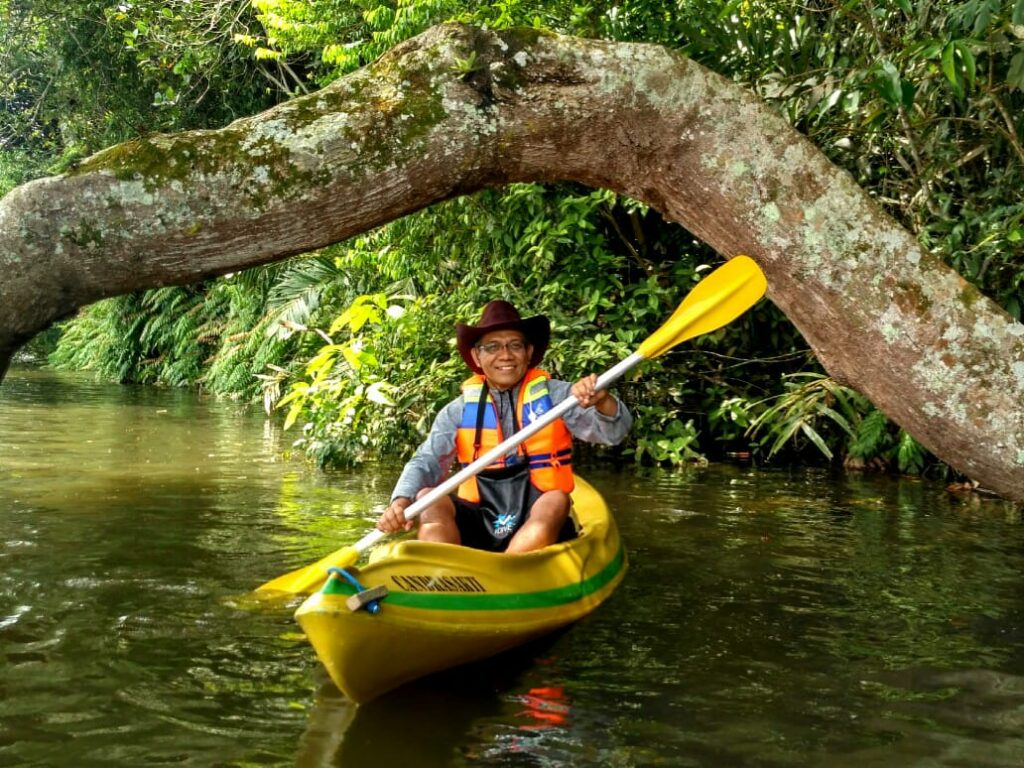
[294,477,626,703]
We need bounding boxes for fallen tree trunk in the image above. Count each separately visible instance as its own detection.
[1,23,1022,500]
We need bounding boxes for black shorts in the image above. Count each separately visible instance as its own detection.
[452,465,577,553]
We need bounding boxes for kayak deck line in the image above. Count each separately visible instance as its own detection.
[323,543,626,612]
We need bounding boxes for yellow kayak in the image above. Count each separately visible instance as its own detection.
[294,476,627,704]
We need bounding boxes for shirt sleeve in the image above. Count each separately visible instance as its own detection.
[390,397,462,502]
[548,379,633,446]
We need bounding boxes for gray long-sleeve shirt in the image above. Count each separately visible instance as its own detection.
[390,378,632,502]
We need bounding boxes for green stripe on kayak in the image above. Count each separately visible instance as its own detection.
[322,545,625,611]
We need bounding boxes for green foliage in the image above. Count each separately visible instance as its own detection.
[745,373,871,462]
[0,148,39,197]
[626,407,705,466]
[49,267,308,396]
[102,0,274,120]
[31,0,1024,482]
[0,0,276,190]
[251,181,794,468]
[274,293,407,465]
[50,287,211,386]
[849,408,893,461]
[896,429,928,474]
[740,375,936,475]
[241,0,468,85]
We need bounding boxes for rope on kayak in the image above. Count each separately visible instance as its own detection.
[327,567,387,615]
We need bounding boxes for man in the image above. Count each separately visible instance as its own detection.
[376,300,632,554]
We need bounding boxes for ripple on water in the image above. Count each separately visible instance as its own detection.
[6,371,1024,766]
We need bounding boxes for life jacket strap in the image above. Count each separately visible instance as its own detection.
[472,381,489,462]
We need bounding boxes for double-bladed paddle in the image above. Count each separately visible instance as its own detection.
[256,255,767,595]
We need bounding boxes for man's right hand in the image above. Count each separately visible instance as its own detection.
[377,496,415,533]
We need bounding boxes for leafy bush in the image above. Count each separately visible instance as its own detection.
[29,0,1023,482]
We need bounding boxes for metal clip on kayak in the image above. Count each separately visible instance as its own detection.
[327,567,387,615]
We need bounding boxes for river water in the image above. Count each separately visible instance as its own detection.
[2,366,1023,767]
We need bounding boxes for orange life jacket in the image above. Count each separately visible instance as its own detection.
[454,369,574,502]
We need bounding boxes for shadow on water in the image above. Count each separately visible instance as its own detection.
[296,632,569,767]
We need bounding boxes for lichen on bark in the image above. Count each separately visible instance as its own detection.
[0,22,1021,502]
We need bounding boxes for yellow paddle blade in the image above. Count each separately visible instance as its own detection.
[255,545,359,595]
[637,255,767,360]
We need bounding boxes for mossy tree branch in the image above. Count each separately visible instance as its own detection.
[1,23,1022,500]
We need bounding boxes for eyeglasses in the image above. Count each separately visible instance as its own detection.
[476,340,527,356]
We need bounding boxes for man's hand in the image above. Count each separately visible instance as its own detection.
[377,496,415,533]
[572,374,618,416]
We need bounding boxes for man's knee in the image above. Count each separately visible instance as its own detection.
[417,489,455,525]
[531,490,571,521]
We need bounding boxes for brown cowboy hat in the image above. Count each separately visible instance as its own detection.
[455,300,550,374]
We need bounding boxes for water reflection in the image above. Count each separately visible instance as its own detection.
[3,367,1024,766]
[296,642,584,767]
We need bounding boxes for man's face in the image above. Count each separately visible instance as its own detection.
[470,330,532,390]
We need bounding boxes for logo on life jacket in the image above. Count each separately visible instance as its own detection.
[524,399,547,425]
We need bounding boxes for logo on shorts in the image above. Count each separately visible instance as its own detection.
[494,513,516,538]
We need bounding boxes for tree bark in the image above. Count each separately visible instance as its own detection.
[1,24,1022,501]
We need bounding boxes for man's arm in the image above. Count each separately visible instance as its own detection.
[551,378,632,445]
[377,398,461,533]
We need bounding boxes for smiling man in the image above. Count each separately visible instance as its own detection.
[376,300,632,554]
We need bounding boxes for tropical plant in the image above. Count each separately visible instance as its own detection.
[739,372,933,474]
[0,0,277,187]
[745,373,872,462]
[27,0,1021,480]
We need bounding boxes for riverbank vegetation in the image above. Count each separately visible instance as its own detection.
[4,0,1022,477]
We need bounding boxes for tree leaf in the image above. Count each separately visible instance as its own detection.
[366,381,396,406]
[973,1,994,35]
[282,401,303,431]
[874,60,904,105]
[1008,51,1024,91]
[769,418,804,457]
[800,422,834,460]
[305,346,340,376]
[341,346,364,371]
[941,41,964,98]
[901,80,916,109]
[957,41,976,91]
[817,405,856,437]
[897,430,925,473]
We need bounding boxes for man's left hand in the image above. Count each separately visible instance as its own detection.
[572,374,617,416]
